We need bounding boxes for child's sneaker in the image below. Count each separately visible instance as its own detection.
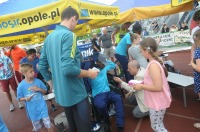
[108,105,116,116]
[51,104,57,111]
[18,101,24,109]
[92,123,100,131]
[108,109,116,116]
[10,104,15,112]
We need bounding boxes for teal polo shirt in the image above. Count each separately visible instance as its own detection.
[115,33,132,56]
[38,25,87,107]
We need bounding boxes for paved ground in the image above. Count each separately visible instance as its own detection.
[1,49,200,132]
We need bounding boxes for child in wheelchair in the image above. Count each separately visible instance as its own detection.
[90,53,125,132]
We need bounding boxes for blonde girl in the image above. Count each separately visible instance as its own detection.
[128,33,148,68]
[134,37,171,132]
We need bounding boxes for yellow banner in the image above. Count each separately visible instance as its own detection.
[75,1,193,37]
[70,0,119,20]
[171,0,193,7]
[0,32,52,47]
[74,24,91,36]
[0,0,119,36]
[0,26,92,46]
[123,2,193,22]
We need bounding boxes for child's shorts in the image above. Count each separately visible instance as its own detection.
[31,116,52,131]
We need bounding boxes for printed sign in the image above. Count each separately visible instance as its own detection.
[174,30,190,43]
[145,30,191,46]
[78,43,94,58]
[0,32,50,47]
[148,33,175,46]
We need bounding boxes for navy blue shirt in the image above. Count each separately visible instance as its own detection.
[20,57,39,73]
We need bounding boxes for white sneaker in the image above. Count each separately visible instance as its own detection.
[108,105,116,116]
[10,104,15,112]
[18,102,24,109]
[92,123,100,131]
[108,108,116,116]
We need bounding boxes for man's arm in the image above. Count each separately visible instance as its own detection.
[98,36,102,47]
[38,42,52,82]
[113,77,135,92]
[92,40,100,52]
[93,45,100,52]
[121,81,136,92]
[2,48,10,56]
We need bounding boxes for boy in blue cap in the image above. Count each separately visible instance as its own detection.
[91,53,125,132]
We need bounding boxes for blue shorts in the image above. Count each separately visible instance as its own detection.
[31,116,52,131]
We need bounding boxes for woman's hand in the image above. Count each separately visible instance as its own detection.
[133,84,143,91]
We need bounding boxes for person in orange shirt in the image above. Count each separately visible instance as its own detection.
[2,45,26,83]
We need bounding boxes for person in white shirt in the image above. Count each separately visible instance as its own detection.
[113,60,149,118]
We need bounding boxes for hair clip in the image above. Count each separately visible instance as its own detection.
[147,47,151,50]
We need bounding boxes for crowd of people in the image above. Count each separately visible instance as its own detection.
[0,45,57,131]
[88,8,200,131]
[144,19,189,35]
[1,6,200,132]
[158,21,189,34]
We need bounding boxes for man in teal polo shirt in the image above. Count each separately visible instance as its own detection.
[38,7,98,132]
